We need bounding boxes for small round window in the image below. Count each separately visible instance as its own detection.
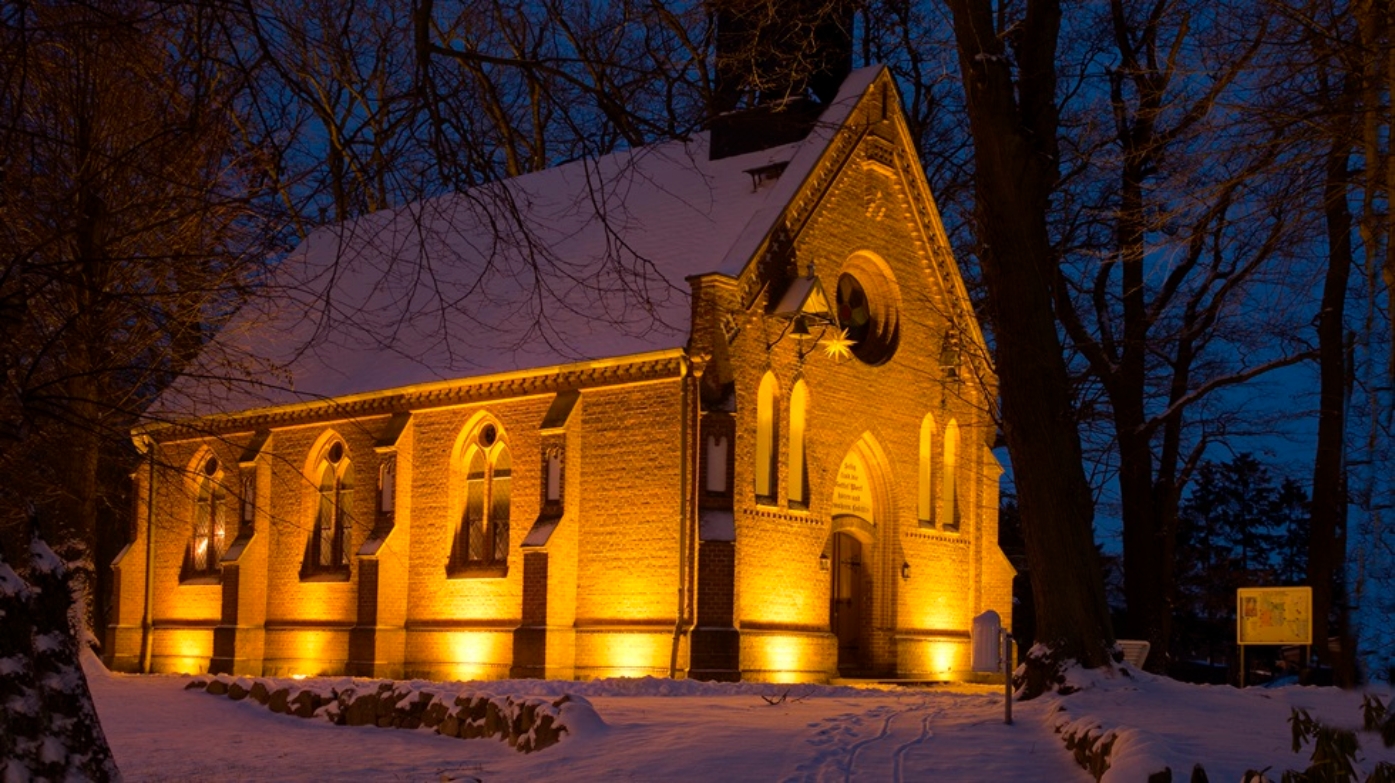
[326,442,344,464]
[479,424,498,447]
[203,456,219,476]
[836,268,898,365]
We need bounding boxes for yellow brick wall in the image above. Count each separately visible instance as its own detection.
[540,406,583,679]
[402,399,542,676]
[372,421,413,672]
[145,437,241,673]
[572,380,685,678]
[721,103,1008,680]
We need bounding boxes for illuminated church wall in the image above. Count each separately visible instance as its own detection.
[708,118,1012,681]
[106,68,1014,684]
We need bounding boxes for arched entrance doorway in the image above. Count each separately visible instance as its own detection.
[828,443,881,677]
[829,528,870,674]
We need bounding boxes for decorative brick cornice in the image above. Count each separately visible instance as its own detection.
[741,505,826,527]
[145,352,685,442]
[737,109,873,313]
[903,528,971,545]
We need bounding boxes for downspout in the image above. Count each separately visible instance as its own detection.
[139,437,155,674]
[685,363,703,666]
[670,355,690,677]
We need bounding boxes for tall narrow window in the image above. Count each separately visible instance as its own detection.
[490,449,511,562]
[185,455,225,579]
[918,414,936,525]
[463,450,487,562]
[378,454,397,522]
[303,441,352,578]
[544,449,562,506]
[942,419,960,531]
[451,424,511,576]
[316,465,338,566]
[705,435,729,494]
[239,470,256,530]
[788,380,808,506]
[755,372,779,501]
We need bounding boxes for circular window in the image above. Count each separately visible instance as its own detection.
[837,275,872,345]
[835,266,898,365]
[479,424,498,447]
[327,442,344,464]
[203,456,219,476]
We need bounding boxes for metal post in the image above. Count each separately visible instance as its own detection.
[1002,630,1013,725]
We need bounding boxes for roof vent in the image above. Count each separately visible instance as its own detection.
[744,161,790,190]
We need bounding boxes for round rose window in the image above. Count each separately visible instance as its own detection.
[835,268,898,365]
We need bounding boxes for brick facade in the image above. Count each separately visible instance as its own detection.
[107,69,1013,683]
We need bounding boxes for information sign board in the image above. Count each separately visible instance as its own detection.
[1236,586,1312,646]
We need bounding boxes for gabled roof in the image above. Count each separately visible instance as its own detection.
[154,68,884,420]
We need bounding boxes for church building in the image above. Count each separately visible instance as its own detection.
[105,65,1014,683]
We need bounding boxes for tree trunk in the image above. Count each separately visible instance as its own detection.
[943,0,1114,682]
[1309,92,1356,686]
[1113,154,1170,672]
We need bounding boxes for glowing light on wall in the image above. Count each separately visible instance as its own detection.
[261,629,347,677]
[743,633,827,683]
[444,631,510,681]
[926,640,958,674]
[760,636,806,682]
[155,629,213,674]
[916,593,966,630]
[897,635,971,680]
[296,629,334,663]
[585,632,668,678]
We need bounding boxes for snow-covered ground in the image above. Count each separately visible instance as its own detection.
[85,652,1395,782]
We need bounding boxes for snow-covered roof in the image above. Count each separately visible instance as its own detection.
[154,67,883,420]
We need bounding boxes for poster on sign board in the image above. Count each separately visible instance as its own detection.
[1236,586,1312,646]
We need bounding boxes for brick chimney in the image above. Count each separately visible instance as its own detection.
[708,0,856,160]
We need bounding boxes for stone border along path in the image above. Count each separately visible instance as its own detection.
[1044,700,1176,782]
[186,674,600,753]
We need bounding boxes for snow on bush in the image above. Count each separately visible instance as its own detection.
[187,673,606,753]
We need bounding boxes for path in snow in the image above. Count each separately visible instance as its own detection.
[85,655,1086,782]
[778,692,1081,782]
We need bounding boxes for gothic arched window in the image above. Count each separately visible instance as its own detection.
[450,423,511,577]
[302,440,353,579]
[756,372,780,502]
[788,380,809,507]
[942,419,960,532]
[182,454,226,582]
[918,414,936,526]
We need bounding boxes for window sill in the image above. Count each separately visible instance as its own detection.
[447,563,508,580]
[178,573,221,586]
[299,567,351,583]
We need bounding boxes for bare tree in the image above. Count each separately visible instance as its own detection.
[941,0,1117,680]
[1046,0,1321,671]
[0,2,272,775]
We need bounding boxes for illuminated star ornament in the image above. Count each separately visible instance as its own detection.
[821,328,856,361]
